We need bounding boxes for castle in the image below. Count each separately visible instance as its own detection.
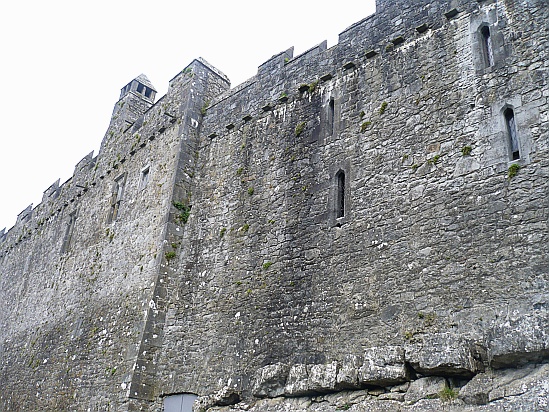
[1,0,548,410]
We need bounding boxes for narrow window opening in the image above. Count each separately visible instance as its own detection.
[140,167,150,190]
[136,83,144,94]
[120,83,131,98]
[109,175,126,223]
[145,87,152,98]
[504,108,520,160]
[328,98,335,136]
[481,26,494,67]
[336,171,345,219]
[62,212,76,253]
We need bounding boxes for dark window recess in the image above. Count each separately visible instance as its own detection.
[481,26,494,67]
[343,61,356,70]
[136,83,144,94]
[61,212,76,253]
[416,23,429,33]
[140,167,150,189]
[444,8,459,19]
[504,108,520,160]
[320,73,333,82]
[145,87,152,98]
[109,175,126,223]
[336,171,345,218]
[391,36,405,46]
[328,98,335,136]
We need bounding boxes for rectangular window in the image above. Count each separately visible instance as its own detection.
[140,166,150,190]
[61,212,76,253]
[108,174,126,223]
[481,26,494,67]
[504,108,520,160]
[336,170,345,218]
[328,98,335,136]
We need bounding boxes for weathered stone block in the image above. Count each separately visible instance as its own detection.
[284,364,310,397]
[336,354,362,389]
[405,334,485,377]
[308,361,338,392]
[454,156,481,177]
[404,376,447,404]
[284,362,338,396]
[457,373,493,405]
[358,346,409,386]
[251,363,290,398]
[488,313,549,368]
[194,386,240,412]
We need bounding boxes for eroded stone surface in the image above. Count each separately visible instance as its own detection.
[405,334,485,377]
[359,346,410,386]
[209,365,549,411]
[404,376,448,405]
[284,362,339,396]
[252,363,290,398]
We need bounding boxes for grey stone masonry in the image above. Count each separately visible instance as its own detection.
[1,0,548,411]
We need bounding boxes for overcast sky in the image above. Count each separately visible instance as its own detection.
[0,0,376,231]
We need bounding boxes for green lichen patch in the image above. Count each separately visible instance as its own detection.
[295,122,306,137]
[461,146,472,156]
[508,163,520,179]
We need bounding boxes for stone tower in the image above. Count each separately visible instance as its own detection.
[102,74,157,150]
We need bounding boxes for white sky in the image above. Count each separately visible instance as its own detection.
[0,0,376,231]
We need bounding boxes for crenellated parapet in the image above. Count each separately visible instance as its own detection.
[0,58,229,257]
[1,0,540,254]
[3,0,533,255]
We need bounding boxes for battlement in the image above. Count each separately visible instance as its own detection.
[0,0,495,243]
[0,58,230,257]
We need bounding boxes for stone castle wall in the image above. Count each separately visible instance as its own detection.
[0,59,230,411]
[1,0,548,410]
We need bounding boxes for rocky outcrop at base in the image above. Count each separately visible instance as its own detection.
[200,362,549,411]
